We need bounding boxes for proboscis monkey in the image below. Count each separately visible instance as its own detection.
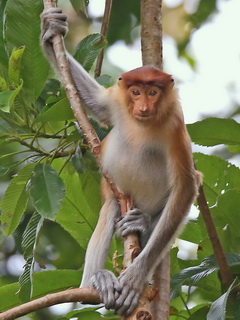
[41,8,201,316]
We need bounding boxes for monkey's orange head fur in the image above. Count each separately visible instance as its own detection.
[118,66,175,124]
[118,66,173,89]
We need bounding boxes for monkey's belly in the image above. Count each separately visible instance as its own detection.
[102,134,170,215]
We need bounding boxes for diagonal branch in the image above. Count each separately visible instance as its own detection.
[197,185,233,288]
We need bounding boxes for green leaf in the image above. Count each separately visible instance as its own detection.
[34,97,74,123]
[5,0,49,102]
[62,309,103,320]
[0,110,27,137]
[0,76,7,91]
[32,270,81,298]
[53,159,101,247]
[0,163,36,236]
[0,283,20,312]
[0,161,19,177]
[8,46,25,86]
[22,212,42,258]
[0,80,23,112]
[70,0,89,14]
[188,118,240,147]
[96,74,115,88]
[28,164,65,220]
[207,280,235,320]
[19,212,43,302]
[74,34,107,72]
[18,255,33,303]
[194,153,240,206]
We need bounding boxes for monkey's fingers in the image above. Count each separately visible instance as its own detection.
[115,286,139,316]
[92,270,121,310]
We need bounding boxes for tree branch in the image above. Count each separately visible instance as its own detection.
[94,0,113,78]
[197,185,233,288]
[0,288,100,320]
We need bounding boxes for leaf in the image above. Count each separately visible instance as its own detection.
[53,159,101,247]
[32,270,81,298]
[70,0,89,14]
[19,212,43,302]
[0,110,27,137]
[18,255,33,303]
[0,80,23,112]
[8,46,25,86]
[5,0,49,102]
[188,118,240,147]
[0,76,7,91]
[0,283,20,312]
[96,74,115,88]
[34,97,74,123]
[74,34,107,72]
[62,309,103,320]
[0,161,19,177]
[22,212,42,258]
[207,281,235,320]
[194,153,240,206]
[0,163,36,236]
[28,164,65,220]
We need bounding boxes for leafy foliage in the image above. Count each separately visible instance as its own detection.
[0,1,239,320]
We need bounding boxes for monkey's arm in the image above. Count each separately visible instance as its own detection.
[40,8,111,125]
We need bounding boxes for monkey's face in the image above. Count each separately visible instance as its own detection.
[127,85,162,123]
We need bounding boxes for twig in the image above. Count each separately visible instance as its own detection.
[94,0,113,78]
[0,288,100,320]
[197,185,233,288]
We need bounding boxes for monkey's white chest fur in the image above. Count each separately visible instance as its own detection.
[102,126,170,215]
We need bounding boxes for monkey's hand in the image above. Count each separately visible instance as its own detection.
[115,264,145,316]
[116,208,149,237]
[41,8,68,44]
[92,270,121,310]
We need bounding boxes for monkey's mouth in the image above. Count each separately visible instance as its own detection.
[134,114,155,122]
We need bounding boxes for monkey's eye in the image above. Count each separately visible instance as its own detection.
[132,89,141,96]
[149,90,157,96]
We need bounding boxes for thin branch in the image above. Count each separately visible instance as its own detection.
[0,288,100,320]
[141,0,163,69]
[94,0,113,78]
[197,185,233,288]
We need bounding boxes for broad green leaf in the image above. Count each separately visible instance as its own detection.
[207,281,235,320]
[5,0,49,102]
[34,98,74,123]
[8,47,25,86]
[32,270,81,298]
[70,0,89,14]
[28,164,65,220]
[211,190,240,252]
[0,163,36,236]
[53,159,101,247]
[0,283,20,312]
[194,153,240,206]
[188,118,240,147]
[74,34,107,72]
